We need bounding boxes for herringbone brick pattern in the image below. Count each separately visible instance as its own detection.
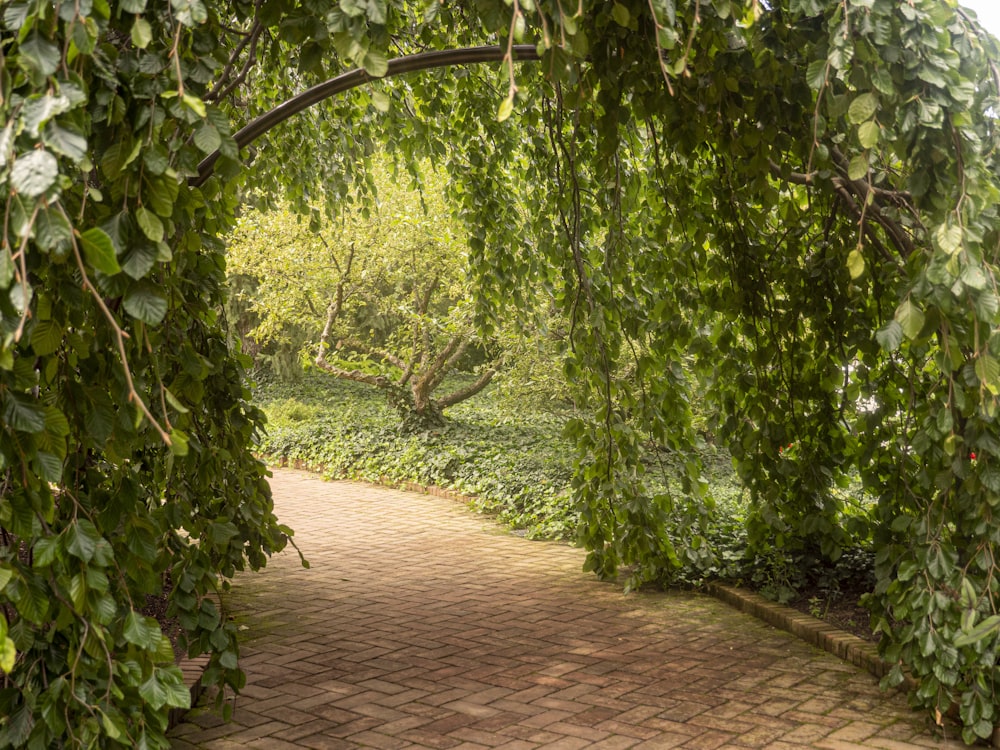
[169,469,964,749]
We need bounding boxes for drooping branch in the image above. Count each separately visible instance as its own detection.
[205,16,265,103]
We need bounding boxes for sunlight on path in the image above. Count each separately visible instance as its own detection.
[169,469,963,749]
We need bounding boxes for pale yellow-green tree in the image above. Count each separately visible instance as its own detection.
[227,165,496,428]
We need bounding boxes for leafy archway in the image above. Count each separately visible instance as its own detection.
[3,0,1000,745]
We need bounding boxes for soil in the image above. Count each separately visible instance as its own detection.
[787,580,878,643]
[141,580,185,664]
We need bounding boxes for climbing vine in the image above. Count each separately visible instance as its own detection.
[3,0,1000,744]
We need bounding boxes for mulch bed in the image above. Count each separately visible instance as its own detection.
[787,577,878,643]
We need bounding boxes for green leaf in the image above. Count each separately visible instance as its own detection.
[22,94,71,137]
[955,615,1000,647]
[10,149,58,198]
[0,249,13,289]
[847,154,868,181]
[975,292,1000,322]
[138,674,168,709]
[846,249,865,279]
[848,92,878,124]
[100,711,122,741]
[0,567,11,591]
[894,299,925,340]
[66,519,101,563]
[612,3,630,26]
[121,242,159,280]
[42,120,86,162]
[135,206,164,243]
[143,144,170,176]
[193,123,221,154]
[363,50,389,78]
[32,538,60,568]
[858,120,880,149]
[181,92,207,118]
[370,91,390,113]
[9,281,32,315]
[124,611,159,649]
[975,355,1000,396]
[3,394,45,433]
[34,207,73,253]
[172,0,208,27]
[0,637,15,674]
[876,320,903,352]
[209,520,240,545]
[169,428,189,457]
[961,264,988,291]
[30,320,63,356]
[160,669,192,709]
[806,59,828,90]
[36,451,63,483]
[0,123,12,170]
[871,67,895,96]
[219,649,238,669]
[497,96,514,123]
[18,33,60,78]
[164,388,189,414]
[80,228,122,275]
[123,281,168,325]
[935,223,964,255]
[131,17,152,48]
[144,173,180,218]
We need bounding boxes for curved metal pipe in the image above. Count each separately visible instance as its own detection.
[191,44,541,187]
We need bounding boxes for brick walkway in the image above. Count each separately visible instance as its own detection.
[169,469,963,749]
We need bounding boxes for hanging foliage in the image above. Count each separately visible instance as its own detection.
[4,0,1000,744]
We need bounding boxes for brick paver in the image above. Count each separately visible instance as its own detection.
[169,469,964,749]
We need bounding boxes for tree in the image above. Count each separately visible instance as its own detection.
[4,0,1000,744]
[227,165,496,429]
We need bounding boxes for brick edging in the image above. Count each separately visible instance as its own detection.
[705,582,912,688]
[708,584,1000,748]
[167,654,211,729]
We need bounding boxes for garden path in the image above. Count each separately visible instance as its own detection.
[169,469,963,749]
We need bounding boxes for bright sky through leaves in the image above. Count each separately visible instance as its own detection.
[961,0,1000,38]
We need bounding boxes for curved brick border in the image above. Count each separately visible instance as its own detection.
[707,583,1000,748]
[706,583,905,686]
[167,654,212,729]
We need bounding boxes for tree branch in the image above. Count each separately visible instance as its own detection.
[312,357,396,391]
[425,336,468,395]
[205,18,265,103]
[315,242,356,367]
[436,368,497,409]
[337,337,409,371]
[768,157,918,260]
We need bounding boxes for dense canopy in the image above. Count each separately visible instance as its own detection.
[3,0,1000,745]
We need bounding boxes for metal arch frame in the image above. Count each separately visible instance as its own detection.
[191,44,541,188]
